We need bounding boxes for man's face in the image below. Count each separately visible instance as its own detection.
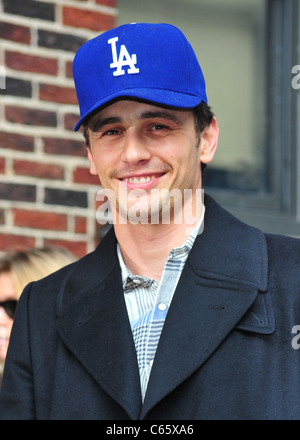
[87,100,216,223]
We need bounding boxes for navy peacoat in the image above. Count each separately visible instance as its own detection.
[1,194,300,420]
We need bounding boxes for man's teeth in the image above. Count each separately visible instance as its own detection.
[123,175,157,183]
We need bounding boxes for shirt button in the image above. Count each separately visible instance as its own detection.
[158,303,167,311]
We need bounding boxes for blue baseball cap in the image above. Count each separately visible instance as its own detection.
[73,22,207,131]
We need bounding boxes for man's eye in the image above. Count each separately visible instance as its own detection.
[151,124,169,131]
[103,128,121,136]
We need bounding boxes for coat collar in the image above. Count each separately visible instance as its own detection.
[189,194,268,291]
[56,193,273,419]
[56,228,143,419]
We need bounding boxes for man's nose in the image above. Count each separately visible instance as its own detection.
[120,129,151,164]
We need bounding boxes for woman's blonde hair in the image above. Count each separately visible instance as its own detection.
[0,247,76,298]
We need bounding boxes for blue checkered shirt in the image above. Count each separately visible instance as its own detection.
[117,210,205,400]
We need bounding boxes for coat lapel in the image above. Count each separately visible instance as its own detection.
[56,228,142,420]
[141,194,272,418]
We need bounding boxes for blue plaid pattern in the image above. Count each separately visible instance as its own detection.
[117,211,205,400]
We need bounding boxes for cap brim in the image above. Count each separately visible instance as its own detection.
[73,88,205,131]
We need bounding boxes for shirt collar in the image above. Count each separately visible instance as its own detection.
[170,205,205,258]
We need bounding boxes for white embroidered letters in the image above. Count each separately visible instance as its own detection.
[108,37,139,77]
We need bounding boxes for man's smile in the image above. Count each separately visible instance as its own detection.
[119,173,166,189]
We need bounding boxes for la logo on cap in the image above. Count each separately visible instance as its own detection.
[108,37,140,77]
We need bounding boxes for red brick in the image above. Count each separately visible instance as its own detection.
[0,234,35,252]
[3,76,32,98]
[39,84,78,105]
[38,29,85,53]
[13,209,68,231]
[43,137,86,157]
[65,60,73,79]
[64,112,80,131]
[44,187,87,208]
[3,0,55,22]
[63,6,115,31]
[75,216,87,234]
[73,166,100,185]
[0,158,5,174]
[0,209,5,225]
[0,132,34,151]
[5,105,57,127]
[43,239,87,258]
[0,22,31,44]
[5,51,58,76]
[95,0,116,7]
[0,183,36,202]
[14,160,65,180]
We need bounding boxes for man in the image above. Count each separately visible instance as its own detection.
[1,23,300,420]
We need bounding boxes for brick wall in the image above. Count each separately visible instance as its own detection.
[0,0,117,258]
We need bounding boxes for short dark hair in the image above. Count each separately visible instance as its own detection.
[82,100,214,149]
[83,122,90,148]
[192,101,214,136]
[192,102,214,172]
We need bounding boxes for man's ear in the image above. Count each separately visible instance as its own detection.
[87,147,98,176]
[199,117,219,164]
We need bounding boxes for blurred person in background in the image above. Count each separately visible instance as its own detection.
[0,247,76,384]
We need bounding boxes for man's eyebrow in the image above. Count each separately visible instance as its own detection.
[89,116,121,132]
[88,110,183,131]
[139,111,183,124]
